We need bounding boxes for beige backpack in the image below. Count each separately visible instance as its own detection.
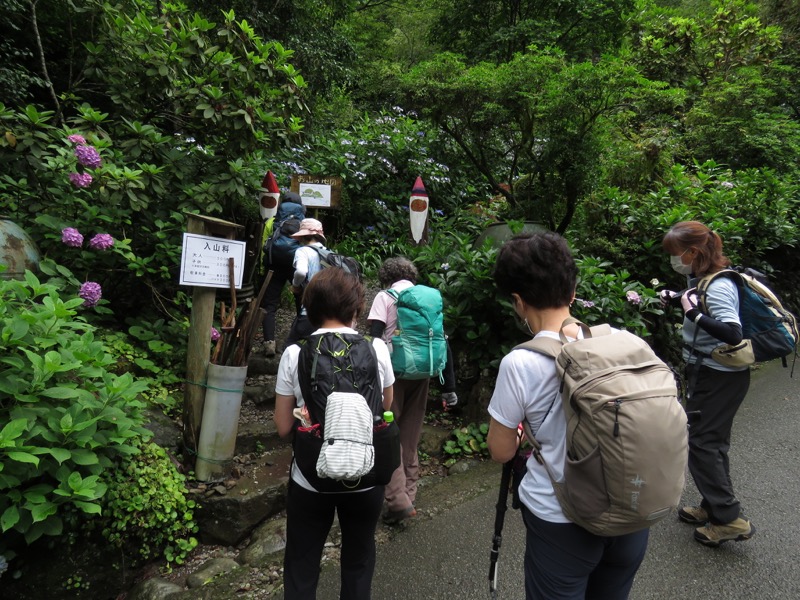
[517,319,688,537]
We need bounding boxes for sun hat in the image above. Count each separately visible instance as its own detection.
[291,218,325,241]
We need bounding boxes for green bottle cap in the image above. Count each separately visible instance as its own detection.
[383,411,394,423]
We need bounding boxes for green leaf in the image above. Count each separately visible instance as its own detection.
[1,505,20,532]
[30,501,57,523]
[0,418,28,444]
[48,448,72,464]
[7,451,39,467]
[40,386,80,399]
[73,501,102,515]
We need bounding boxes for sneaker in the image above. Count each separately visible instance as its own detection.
[678,505,709,525]
[694,518,755,547]
[383,506,416,525]
[264,340,276,357]
[441,392,458,409]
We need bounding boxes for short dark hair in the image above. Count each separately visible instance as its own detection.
[303,268,365,328]
[493,232,577,309]
[378,257,418,287]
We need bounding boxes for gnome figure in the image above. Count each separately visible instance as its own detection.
[409,176,429,245]
[259,171,280,220]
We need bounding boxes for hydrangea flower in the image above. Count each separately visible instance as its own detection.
[68,172,93,188]
[75,145,102,169]
[88,233,114,251]
[211,327,221,342]
[626,290,642,305]
[67,134,87,145]
[440,262,450,271]
[580,299,595,308]
[61,227,84,247]
[650,278,660,287]
[79,281,102,307]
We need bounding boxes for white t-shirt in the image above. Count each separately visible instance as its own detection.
[275,327,395,491]
[367,279,414,353]
[488,331,570,523]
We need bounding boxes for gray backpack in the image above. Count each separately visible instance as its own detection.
[517,319,688,537]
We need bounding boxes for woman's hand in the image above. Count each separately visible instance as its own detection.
[680,288,698,313]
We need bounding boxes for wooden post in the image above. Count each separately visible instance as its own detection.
[182,214,243,467]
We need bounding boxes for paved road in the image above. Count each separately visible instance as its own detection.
[317,359,800,599]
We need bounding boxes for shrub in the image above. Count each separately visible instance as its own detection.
[0,272,151,553]
[99,441,198,566]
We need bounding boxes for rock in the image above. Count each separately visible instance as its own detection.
[186,557,241,589]
[244,376,276,406]
[194,448,292,546]
[237,518,288,565]
[246,354,280,377]
[419,423,452,456]
[126,576,184,600]
[143,408,181,452]
[447,458,481,475]
[235,419,283,454]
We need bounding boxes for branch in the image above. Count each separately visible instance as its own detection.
[29,0,61,124]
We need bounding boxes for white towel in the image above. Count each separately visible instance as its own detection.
[316,392,374,480]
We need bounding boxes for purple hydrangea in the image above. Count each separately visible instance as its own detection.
[580,299,596,308]
[88,233,114,251]
[75,145,102,169]
[69,172,93,188]
[61,227,84,248]
[79,282,102,307]
[67,134,87,145]
[626,290,642,305]
[211,327,221,342]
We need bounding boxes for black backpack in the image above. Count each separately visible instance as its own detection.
[309,246,363,282]
[293,332,399,491]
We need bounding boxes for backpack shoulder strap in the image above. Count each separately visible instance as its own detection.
[514,336,562,358]
[696,269,742,314]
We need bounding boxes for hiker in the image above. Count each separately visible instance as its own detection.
[273,267,395,600]
[260,191,306,356]
[367,257,450,524]
[487,232,649,600]
[283,218,327,349]
[662,220,755,546]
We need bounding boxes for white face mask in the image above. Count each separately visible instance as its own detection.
[670,254,693,275]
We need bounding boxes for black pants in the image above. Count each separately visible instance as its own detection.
[685,363,750,524]
[260,262,300,342]
[283,480,383,600]
[521,508,648,600]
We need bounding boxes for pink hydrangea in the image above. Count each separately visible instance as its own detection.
[88,233,114,251]
[211,327,221,342]
[626,290,642,305]
[67,134,87,145]
[61,227,84,247]
[69,172,93,188]
[79,282,102,307]
[75,145,102,169]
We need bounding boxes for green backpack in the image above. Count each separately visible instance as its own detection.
[386,285,447,380]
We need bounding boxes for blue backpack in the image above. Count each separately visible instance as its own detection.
[697,268,798,368]
[264,201,306,268]
[386,285,447,380]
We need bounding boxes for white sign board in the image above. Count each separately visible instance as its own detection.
[299,182,332,208]
[179,233,246,289]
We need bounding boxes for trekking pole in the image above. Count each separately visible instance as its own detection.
[489,458,513,600]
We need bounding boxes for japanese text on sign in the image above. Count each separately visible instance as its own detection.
[179,233,246,289]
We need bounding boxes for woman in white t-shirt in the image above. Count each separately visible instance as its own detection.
[487,232,648,600]
[274,268,394,600]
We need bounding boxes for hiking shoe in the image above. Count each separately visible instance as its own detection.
[678,505,709,525]
[441,392,458,409]
[264,340,276,357]
[694,518,755,547]
[383,506,416,525]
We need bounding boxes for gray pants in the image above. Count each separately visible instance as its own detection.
[685,363,750,524]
